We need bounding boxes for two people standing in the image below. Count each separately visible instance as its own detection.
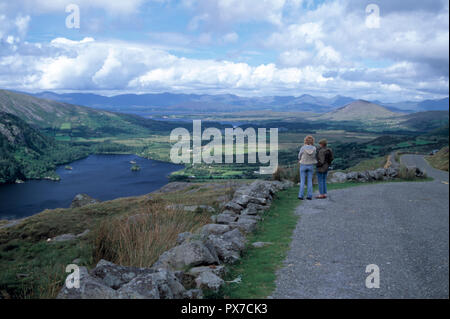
[298,136,334,200]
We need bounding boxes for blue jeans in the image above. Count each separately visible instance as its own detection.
[317,171,328,195]
[299,164,314,199]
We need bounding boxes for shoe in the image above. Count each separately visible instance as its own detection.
[298,197,304,200]
[307,197,312,200]
[315,195,324,199]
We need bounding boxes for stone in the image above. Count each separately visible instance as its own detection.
[194,271,224,292]
[216,212,238,224]
[414,167,425,177]
[205,235,240,264]
[346,172,359,181]
[70,194,100,208]
[224,201,244,213]
[90,260,155,289]
[200,224,231,236]
[57,267,118,299]
[241,203,269,216]
[374,168,387,180]
[176,232,193,245]
[221,228,247,252]
[357,171,370,182]
[153,240,219,271]
[52,233,77,242]
[329,172,348,183]
[386,167,399,178]
[76,229,90,238]
[184,289,203,299]
[230,216,259,233]
[252,242,273,248]
[117,269,186,299]
[51,229,90,242]
[188,265,226,278]
[183,205,216,213]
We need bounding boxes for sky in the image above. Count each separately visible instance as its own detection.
[0,0,448,102]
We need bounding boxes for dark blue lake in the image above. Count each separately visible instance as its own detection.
[0,155,183,220]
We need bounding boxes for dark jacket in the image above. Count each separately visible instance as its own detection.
[316,147,334,173]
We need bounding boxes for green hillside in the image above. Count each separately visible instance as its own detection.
[400,111,450,132]
[0,112,138,184]
[0,112,88,183]
[0,89,182,140]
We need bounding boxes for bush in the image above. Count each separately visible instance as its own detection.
[398,165,419,180]
[93,202,211,268]
[272,164,299,183]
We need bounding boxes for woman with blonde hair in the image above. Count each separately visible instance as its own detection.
[298,135,317,200]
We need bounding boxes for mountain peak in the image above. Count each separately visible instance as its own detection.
[320,100,400,121]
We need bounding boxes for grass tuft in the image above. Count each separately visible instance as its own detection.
[93,202,211,268]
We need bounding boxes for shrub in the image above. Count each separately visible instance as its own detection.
[272,164,299,183]
[93,202,210,268]
[398,165,419,180]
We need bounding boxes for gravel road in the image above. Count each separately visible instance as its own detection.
[272,155,449,299]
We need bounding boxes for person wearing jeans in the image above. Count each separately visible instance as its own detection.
[317,170,328,197]
[299,164,314,200]
[316,139,334,199]
[298,135,317,200]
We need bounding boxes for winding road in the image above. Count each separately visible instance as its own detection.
[273,155,449,299]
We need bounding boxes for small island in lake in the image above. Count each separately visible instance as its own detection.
[65,166,73,170]
[131,164,141,172]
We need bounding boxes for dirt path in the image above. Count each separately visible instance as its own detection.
[273,155,449,299]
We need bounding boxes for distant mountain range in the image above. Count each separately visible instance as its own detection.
[28,91,449,114]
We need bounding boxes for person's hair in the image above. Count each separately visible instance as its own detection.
[304,135,315,145]
[319,139,328,146]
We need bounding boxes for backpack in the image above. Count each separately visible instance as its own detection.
[325,149,334,165]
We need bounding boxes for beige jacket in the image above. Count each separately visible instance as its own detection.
[298,145,318,165]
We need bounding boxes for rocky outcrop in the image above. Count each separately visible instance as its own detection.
[57,260,196,299]
[51,229,90,242]
[58,179,294,299]
[70,194,100,208]
[328,166,425,184]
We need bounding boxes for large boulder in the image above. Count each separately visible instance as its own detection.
[90,260,155,289]
[194,271,224,292]
[329,172,348,183]
[188,265,227,278]
[70,194,100,208]
[224,201,244,213]
[58,260,191,299]
[153,240,219,271]
[200,224,231,236]
[346,172,359,181]
[205,235,240,264]
[221,228,247,251]
[176,232,193,245]
[385,167,399,178]
[241,203,269,216]
[117,269,186,299]
[57,266,118,299]
[216,211,239,224]
[373,168,387,180]
[230,216,260,233]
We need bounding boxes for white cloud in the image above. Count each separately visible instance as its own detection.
[222,32,239,44]
[185,0,300,27]
[3,0,148,15]
[0,0,448,101]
